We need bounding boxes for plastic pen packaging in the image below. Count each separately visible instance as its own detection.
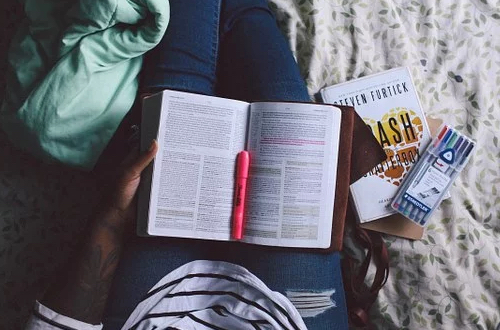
[391,124,475,226]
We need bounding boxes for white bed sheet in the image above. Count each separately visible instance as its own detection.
[1,1,499,329]
[268,0,500,328]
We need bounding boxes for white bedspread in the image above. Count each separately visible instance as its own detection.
[1,1,499,329]
[268,0,500,328]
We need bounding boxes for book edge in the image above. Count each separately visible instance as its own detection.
[137,91,165,237]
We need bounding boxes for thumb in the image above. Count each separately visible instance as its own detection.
[123,140,158,181]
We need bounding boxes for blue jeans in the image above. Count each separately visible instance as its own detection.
[104,239,348,330]
[103,1,348,329]
[140,0,310,102]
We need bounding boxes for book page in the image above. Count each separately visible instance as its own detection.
[243,102,341,248]
[147,90,249,240]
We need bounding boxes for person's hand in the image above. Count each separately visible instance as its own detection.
[103,140,158,232]
[42,140,158,324]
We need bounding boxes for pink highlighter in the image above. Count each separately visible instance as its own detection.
[232,151,250,240]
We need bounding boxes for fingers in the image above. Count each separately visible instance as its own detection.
[120,144,140,168]
[123,140,158,180]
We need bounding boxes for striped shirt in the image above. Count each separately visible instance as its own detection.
[25,260,308,330]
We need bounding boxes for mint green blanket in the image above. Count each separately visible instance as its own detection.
[0,0,169,170]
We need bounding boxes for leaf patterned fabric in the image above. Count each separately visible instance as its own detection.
[1,0,499,329]
[267,0,500,329]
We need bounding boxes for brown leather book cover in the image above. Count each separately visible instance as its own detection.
[327,106,354,252]
[133,95,387,252]
[326,106,386,251]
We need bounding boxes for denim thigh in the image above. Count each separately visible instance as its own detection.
[103,238,348,330]
[140,0,309,103]
[140,0,221,95]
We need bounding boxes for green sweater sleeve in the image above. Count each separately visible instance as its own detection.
[0,0,170,170]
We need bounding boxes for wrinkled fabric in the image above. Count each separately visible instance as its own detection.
[25,261,307,330]
[266,1,500,328]
[0,0,170,169]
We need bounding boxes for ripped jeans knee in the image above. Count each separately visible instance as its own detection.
[285,289,337,318]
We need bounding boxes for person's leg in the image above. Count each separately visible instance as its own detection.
[104,1,339,328]
[103,238,347,330]
[216,0,310,102]
[102,237,232,328]
[140,0,221,95]
[213,7,345,327]
[103,1,225,324]
[141,0,309,102]
[96,0,223,173]
[220,244,349,330]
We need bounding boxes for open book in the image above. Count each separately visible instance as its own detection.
[138,90,342,249]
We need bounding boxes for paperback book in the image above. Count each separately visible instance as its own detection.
[321,67,431,223]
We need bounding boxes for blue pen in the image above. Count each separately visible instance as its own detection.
[457,138,470,156]
[459,142,475,166]
[399,126,453,216]
[395,125,449,213]
[417,135,465,224]
[439,128,454,148]
[453,136,464,153]
[412,128,454,187]
[409,206,420,219]
[392,125,476,226]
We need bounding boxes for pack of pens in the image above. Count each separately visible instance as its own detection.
[391,124,475,226]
